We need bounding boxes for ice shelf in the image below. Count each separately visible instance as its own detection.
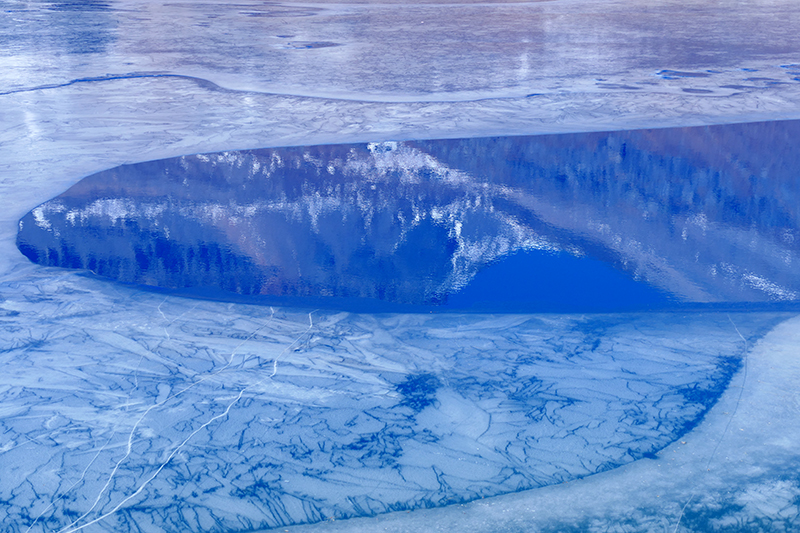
[3,1,800,532]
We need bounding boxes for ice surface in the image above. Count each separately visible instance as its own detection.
[7,0,800,101]
[1,271,783,531]
[283,315,800,533]
[3,0,800,532]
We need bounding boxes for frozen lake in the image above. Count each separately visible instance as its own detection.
[3,1,800,532]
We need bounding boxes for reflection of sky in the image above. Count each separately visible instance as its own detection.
[3,1,800,532]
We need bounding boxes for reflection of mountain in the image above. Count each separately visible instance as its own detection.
[414,120,800,302]
[16,120,800,308]
[17,143,556,306]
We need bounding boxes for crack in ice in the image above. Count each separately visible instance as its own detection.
[52,309,315,533]
[672,315,749,533]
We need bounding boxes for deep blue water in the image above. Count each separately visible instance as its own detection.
[17,120,800,313]
[447,249,672,312]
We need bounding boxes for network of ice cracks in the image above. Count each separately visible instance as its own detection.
[3,0,800,532]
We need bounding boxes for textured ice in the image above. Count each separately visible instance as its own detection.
[283,315,800,533]
[0,271,785,531]
[3,1,800,532]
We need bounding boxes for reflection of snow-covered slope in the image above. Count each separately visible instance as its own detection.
[17,121,800,308]
[17,142,561,306]
[416,122,800,302]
